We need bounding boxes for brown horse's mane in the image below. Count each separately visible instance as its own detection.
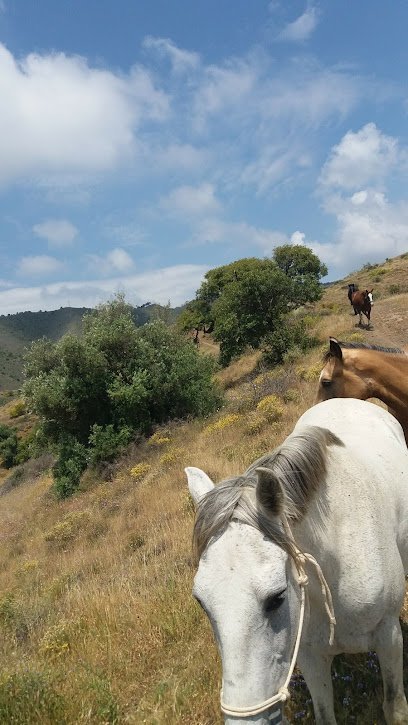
[323,340,404,363]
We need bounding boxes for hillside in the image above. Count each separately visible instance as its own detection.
[0,253,407,723]
[0,303,183,390]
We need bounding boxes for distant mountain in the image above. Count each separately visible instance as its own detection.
[0,303,184,391]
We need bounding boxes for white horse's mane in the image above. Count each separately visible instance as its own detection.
[193,426,342,560]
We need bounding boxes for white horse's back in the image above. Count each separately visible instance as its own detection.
[295,399,408,574]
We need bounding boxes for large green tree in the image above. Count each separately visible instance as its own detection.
[272,244,328,305]
[179,246,326,365]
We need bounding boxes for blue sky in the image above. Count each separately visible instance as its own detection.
[1,0,408,313]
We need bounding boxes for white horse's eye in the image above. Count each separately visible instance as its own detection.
[264,590,286,615]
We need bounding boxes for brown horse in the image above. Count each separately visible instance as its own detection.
[351,288,373,326]
[316,338,408,443]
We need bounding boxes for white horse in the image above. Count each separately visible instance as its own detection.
[186,399,408,724]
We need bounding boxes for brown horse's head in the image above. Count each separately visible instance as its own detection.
[315,338,369,403]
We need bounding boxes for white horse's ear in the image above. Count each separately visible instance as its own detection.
[185,466,215,505]
[256,467,284,516]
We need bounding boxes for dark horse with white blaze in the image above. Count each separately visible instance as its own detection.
[350,288,373,327]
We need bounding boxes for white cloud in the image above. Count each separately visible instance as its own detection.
[319,123,400,190]
[0,278,13,288]
[290,231,306,245]
[160,183,221,217]
[150,143,210,173]
[189,217,288,254]
[278,5,320,42]
[309,189,408,276]
[334,191,408,259]
[103,222,147,248]
[143,36,200,74]
[0,43,169,185]
[0,264,208,314]
[313,124,408,276]
[350,190,368,205]
[193,59,256,129]
[17,255,64,277]
[87,248,135,276]
[260,66,361,127]
[33,219,78,247]
[240,146,312,194]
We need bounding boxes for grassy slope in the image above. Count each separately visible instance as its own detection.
[0,255,407,723]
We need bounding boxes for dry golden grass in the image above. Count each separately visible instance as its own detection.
[0,253,407,723]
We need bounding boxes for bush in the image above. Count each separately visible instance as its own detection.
[261,319,319,366]
[389,284,400,295]
[44,511,90,547]
[88,424,132,466]
[204,414,242,435]
[8,400,26,418]
[256,395,284,421]
[52,440,87,499]
[130,463,151,480]
[24,297,222,496]
[0,669,67,724]
[0,424,18,468]
[369,267,387,279]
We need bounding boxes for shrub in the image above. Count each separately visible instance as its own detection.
[24,299,222,496]
[8,400,26,418]
[84,672,120,725]
[44,511,90,547]
[245,414,269,436]
[39,621,72,659]
[148,432,171,446]
[88,424,132,466]
[130,462,151,480]
[0,669,67,724]
[389,284,400,295]
[262,319,319,367]
[0,424,18,468]
[52,440,87,499]
[298,364,322,382]
[256,395,284,421]
[126,533,145,551]
[282,388,300,403]
[159,447,185,466]
[369,267,387,279]
[204,414,242,435]
[17,560,39,577]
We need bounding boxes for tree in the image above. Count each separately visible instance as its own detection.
[210,260,290,365]
[272,244,328,305]
[180,246,326,366]
[24,295,221,496]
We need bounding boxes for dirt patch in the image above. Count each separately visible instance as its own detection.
[356,293,408,350]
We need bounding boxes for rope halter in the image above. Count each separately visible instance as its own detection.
[220,514,336,719]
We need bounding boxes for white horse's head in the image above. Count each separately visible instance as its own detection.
[186,466,302,725]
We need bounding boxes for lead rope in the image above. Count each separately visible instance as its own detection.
[281,514,336,648]
[220,515,336,719]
